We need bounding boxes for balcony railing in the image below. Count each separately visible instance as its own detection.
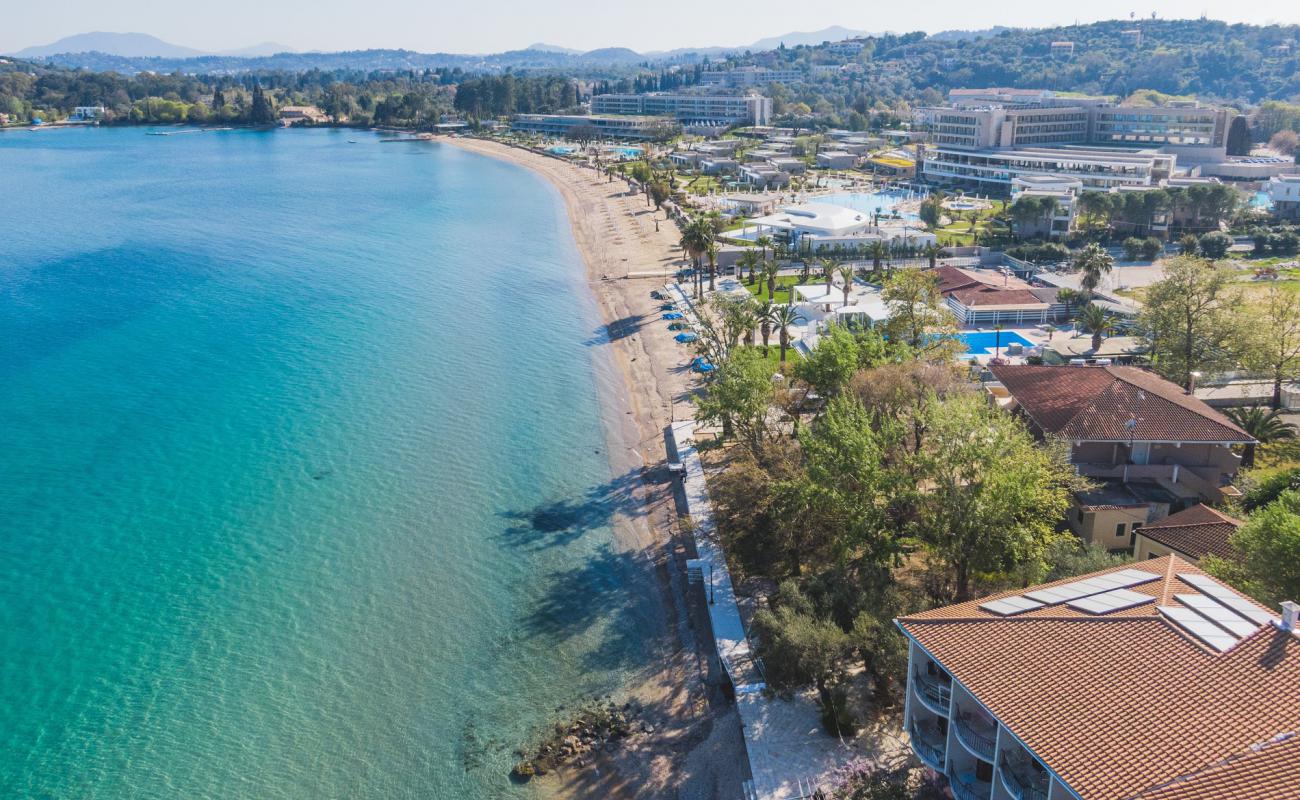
[908,720,946,772]
[999,756,1050,800]
[950,773,992,800]
[954,711,997,761]
[914,671,952,714]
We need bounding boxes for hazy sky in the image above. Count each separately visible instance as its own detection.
[6,0,1299,54]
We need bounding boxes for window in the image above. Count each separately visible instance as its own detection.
[976,760,994,782]
[1130,523,1141,548]
[1115,523,1127,538]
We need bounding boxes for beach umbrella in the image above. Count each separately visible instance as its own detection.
[663,312,683,320]
[675,332,698,343]
[660,303,676,311]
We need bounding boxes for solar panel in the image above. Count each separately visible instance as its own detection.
[1024,569,1160,605]
[1176,594,1261,638]
[1067,588,1155,615]
[1159,606,1239,652]
[979,595,1045,616]
[1178,574,1276,625]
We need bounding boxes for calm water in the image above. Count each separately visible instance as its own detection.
[0,127,658,798]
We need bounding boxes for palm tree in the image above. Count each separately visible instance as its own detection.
[867,240,889,278]
[1076,303,1119,352]
[705,242,719,292]
[820,258,836,291]
[738,249,761,286]
[1073,243,1115,296]
[921,241,946,268]
[837,264,856,307]
[758,302,779,355]
[1224,406,1298,467]
[773,304,805,363]
[761,259,780,303]
[1056,287,1082,317]
[679,216,714,300]
[755,234,774,265]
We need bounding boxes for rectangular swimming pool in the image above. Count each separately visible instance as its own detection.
[957,331,1034,355]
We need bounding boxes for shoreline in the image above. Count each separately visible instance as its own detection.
[442,136,748,798]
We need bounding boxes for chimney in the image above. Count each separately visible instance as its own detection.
[1279,601,1299,633]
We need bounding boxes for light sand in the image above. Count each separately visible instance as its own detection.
[443,137,748,799]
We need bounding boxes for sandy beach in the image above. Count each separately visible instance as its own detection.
[444,137,749,799]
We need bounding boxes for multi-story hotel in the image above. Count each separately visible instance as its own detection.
[589,92,772,127]
[918,90,1236,194]
[698,67,805,88]
[897,556,1299,800]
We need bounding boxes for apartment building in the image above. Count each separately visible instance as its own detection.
[589,92,772,126]
[510,114,679,140]
[897,556,1299,800]
[922,144,1174,192]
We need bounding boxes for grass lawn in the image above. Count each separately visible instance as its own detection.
[744,275,802,305]
[736,343,800,367]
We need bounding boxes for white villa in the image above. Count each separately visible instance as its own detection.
[737,202,937,252]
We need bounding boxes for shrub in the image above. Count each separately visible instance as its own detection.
[1199,231,1233,259]
[1123,237,1145,261]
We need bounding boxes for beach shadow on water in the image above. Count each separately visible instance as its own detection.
[498,468,651,550]
[583,313,647,346]
[520,540,664,674]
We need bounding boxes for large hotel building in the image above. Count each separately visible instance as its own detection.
[918,89,1237,194]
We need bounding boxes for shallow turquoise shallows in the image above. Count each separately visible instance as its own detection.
[0,127,655,798]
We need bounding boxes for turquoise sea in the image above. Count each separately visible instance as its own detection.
[0,127,659,798]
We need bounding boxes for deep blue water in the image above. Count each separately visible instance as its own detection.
[0,127,656,798]
[957,330,1035,355]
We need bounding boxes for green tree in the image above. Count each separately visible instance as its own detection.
[693,347,777,455]
[882,267,959,359]
[1076,303,1120,352]
[1204,491,1300,607]
[911,394,1075,601]
[1072,242,1115,296]
[752,581,854,702]
[836,264,857,307]
[795,325,859,398]
[1139,256,1243,390]
[1198,231,1233,259]
[1240,286,1300,409]
[738,248,761,286]
[1225,114,1252,156]
[1178,233,1200,256]
[773,304,805,363]
[1223,406,1298,467]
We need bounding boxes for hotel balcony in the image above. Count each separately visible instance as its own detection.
[913,669,952,715]
[908,718,947,772]
[950,770,994,800]
[953,708,998,761]
[999,753,1050,800]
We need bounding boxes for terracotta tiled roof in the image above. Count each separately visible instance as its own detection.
[989,365,1255,444]
[948,286,1047,308]
[1138,504,1242,561]
[897,557,1299,800]
[1134,733,1300,800]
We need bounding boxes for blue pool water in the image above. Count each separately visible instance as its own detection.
[0,127,660,798]
[547,144,577,154]
[1249,190,1274,210]
[610,146,642,158]
[822,190,921,221]
[957,331,1035,355]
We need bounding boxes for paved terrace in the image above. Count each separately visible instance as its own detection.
[667,418,851,800]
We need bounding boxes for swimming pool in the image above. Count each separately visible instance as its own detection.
[610,146,642,158]
[1249,190,1274,211]
[547,145,577,155]
[957,330,1034,355]
[821,190,922,222]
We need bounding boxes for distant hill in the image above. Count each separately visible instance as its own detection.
[13,31,204,59]
[527,43,582,55]
[577,47,643,64]
[219,42,296,57]
[747,26,872,52]
[929,26,1015,42]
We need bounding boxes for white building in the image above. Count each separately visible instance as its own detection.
[815,151,858,169]
[71,106,106,121]
[699,67,804,88]
[1267,174,1300,220]
[741,202,936,252]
